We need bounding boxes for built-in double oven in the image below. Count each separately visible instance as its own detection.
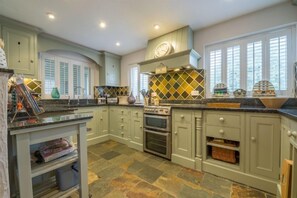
[143,106,172,159]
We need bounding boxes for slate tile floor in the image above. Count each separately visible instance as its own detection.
[71,140,276,198]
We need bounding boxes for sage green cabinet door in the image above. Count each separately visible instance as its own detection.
[2,26,37,77]
[130,117,143,144]
[280,116,291,163]
[99,107,109,135]
[247,114,280,180]
[172,122,193,158]
[109,107,119,136]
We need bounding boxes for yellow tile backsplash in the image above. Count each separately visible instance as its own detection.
[149,69,205,100]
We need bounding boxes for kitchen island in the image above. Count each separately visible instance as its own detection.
[8,113,92,198]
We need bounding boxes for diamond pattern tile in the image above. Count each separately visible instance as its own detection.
[94,86,128,98]
[149,69,205,100]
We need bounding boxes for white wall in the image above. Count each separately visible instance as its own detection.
[194,2,297,68]
[120,48,146,86]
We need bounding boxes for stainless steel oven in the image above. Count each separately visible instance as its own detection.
[143,106,172,159]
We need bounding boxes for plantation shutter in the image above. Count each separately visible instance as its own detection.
[73,64,81,95]
[84,67,90,95]
[227,45,240,92]
[44,58,55,94]
[130,66,139,98]
[59,61,69,95]
[247,41,263,91]
[269,35,287,91]
[209,49,222,92]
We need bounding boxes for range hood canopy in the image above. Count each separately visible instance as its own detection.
[139,26,201,74]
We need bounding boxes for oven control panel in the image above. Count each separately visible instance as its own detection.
[144,106,171,115]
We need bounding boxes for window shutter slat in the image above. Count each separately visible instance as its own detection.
[44,58,55,94]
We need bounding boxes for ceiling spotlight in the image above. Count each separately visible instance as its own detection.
[154,24,160,30]
[47,13,55,20]
[99,22,106,28]
[116,42,120,46]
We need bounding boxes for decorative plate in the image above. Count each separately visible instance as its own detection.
[252,80,276,97]
[233,89,246,98]
[154,42,173,58]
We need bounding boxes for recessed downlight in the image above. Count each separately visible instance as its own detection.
[154,24,160,30]
[47,13,55,20]
[99,22,106,28]
[116,42,120,46]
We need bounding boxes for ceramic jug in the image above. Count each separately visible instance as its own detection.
[127,92,136,104]
[51,87,60,99]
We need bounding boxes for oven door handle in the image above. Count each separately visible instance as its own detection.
[144,129,170,136]
[144,114,170,119]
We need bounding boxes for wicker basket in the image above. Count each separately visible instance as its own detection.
[211,142,237,164]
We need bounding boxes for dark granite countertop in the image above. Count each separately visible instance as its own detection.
[277,109,297,121]
[8,113,93,131]
[65,103,144,108]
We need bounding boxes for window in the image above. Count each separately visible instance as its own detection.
[129,65,149,102]
[40,53,93,99]
[205,26,295,97]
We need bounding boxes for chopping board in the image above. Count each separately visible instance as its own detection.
[281,159,293,198]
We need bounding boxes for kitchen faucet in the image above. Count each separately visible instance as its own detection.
[73,86,85,105]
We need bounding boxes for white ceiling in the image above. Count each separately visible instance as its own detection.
[0,0,287,56]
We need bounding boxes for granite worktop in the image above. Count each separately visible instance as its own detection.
[8,113,93,131]
[278,109,297,121]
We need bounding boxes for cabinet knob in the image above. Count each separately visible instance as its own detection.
[121,132,124,135]
[219,129,224,134]
[288,131,292,137]
[290,131,297,138]
[174,131,178,135]
[219,117,224,122]
[251,137,256,141]
[121,125,124,128]
[140,126,143,129]
[180,115,184,118]
[136,112,138,114]
[100,117,103,120]
[30,60,34,63]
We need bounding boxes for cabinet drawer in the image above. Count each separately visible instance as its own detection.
[205,112,242,128]
[205,125,240,141]
[118,116,129,123]
[132,108,143,118]
[118,123,129,131]
[118,108,129,115]
[174,110,192,123]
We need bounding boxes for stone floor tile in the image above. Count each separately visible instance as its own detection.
[179,184,212,198]
[143,155,166,168]
[126,181,163,198]
[130,151,150,162]
[200,173,232,198]
[125,160,149,174]
[101,150,121,160]
[177,167,204,185]
[97,165,124,181]
[137,165,164,183]
[231,183,265,198]
[157,161,183,175]
[110,172,142,192]
[89,179,112,198]
[87,151,101,165]
[154,174,185,196]
[88,158,112,174]
[159,191,176,198]
[88,144,111,155]
[103,190,127,198]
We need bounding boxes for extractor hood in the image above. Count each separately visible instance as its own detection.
[139,26,201,74]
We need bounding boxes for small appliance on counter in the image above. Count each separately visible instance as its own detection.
[118,96,128,105]
[107,97,118,104]
[97,97,107,104]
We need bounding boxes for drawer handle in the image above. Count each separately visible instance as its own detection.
[121,110,124,113]
[100,117,103,120]
[180,115,184,118]
[219,117,224,122]
[140,126,143,129]
[136,112,138,114]
[121,125,124,128]
[288,131,297,138]
[121,132,124,135]
[174,131,178,135]
[251,137,256,141]
[121,117,124,120]
[219,129,224,134]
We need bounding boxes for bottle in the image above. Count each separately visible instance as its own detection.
[127,92,136,104]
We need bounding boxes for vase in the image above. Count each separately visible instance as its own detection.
[127,92,136,104]
[51,87,60,99]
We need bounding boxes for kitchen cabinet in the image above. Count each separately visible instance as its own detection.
[279,116,297,198]
[109,106,130,144]
[1,25,38,78]
[172,109,202,169]
[75,106,109,146]
[202,111,280,194]
[246,113,280,180]
[99,52,121,86]
[129,108,143,151]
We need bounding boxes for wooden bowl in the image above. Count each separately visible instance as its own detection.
[259,97,288,109]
